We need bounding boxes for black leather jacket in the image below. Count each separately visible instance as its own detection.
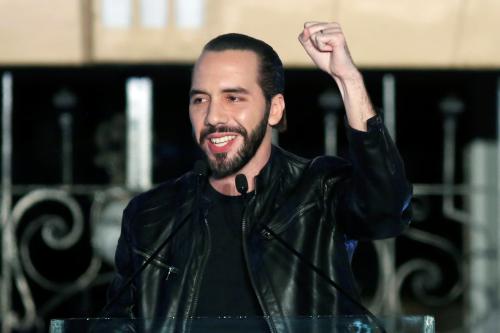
[107,115,412,332]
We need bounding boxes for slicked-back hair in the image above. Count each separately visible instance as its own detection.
[201,33,287,132]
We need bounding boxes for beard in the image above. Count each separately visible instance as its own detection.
[198,109,270,179]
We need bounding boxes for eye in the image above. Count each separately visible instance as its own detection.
[191,96,207,105]
[227,95,242,103]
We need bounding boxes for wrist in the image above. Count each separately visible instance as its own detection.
[332,68,363,86]
[331,69,364,101]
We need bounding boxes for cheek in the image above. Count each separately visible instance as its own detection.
[238,106,267,129]
[193,125,202,143]
[234,105,257,122]
[190,126,197,142]
[189,112,202,142]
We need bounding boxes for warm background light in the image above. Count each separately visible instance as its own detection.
[0,0,499,68]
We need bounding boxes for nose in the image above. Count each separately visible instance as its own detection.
[205,99,228,126]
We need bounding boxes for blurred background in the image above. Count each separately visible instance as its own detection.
[1,0,499,332]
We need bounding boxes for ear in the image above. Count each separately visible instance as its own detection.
[267,94,285,126]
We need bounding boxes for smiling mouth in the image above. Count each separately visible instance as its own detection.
[209,135,237,147]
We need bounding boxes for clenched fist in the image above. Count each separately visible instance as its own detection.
[299,21,375,131]
[299,22,360,81]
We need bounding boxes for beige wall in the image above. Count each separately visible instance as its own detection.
[0,0,88,65]
[1,0,499,68]
[90,0,500,68]
[337,0,500,68]
[92,0,341,64]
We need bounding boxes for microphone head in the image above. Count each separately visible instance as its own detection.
[193,160,208,177]
[235,174,248,195]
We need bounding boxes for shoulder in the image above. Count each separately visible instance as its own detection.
[274,145,350,175]
[123,171,196,223]
[273,146,352,191]
[274,146,310,171]
[303,156,353,200]
[308,155,351,176]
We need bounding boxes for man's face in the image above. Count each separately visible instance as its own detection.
[189,50,270,178]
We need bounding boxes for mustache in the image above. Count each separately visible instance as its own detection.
[200,125,247,143]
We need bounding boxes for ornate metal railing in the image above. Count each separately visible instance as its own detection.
[2,185,135,332]
[1,71,499,333]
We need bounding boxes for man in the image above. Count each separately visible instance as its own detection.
[107,22,411,332]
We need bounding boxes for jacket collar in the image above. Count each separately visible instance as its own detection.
[180,145,293,224]
[254,145,284,195]
[251,145,294,223]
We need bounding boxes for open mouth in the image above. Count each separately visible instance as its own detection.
[210,135,236,147]
[206,134,239,154]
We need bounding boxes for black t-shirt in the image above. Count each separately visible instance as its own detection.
[194,184,262,317]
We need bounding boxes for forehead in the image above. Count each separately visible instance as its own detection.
[192,50,260,88]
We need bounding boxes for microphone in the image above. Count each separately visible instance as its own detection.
[235,174,249,196]
[234,174,387,333]
[102,160,208,317]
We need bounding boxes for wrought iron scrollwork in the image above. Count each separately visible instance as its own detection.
[397,228,463,308]
[7,189,107,330]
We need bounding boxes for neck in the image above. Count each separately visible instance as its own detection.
[209,134,272,196]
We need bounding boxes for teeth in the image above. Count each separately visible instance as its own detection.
[210,135,236,146]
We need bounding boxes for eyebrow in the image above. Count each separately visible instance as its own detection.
[221,87,250,94]
[189,89,207,98]
[189,86,250,98]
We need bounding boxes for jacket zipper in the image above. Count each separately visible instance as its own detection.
[242,193,276,333]
[132,248,180,277]
[186,209,211,323]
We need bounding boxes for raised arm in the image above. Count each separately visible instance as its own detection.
[299,22,412,239]
[298,21,375,131]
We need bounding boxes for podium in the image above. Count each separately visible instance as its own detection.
[50,316,435,332]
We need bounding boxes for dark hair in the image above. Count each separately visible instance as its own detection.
[202,33,287,132]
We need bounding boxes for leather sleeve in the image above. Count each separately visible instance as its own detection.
[335,114,412,240]
[105,198,138,318]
